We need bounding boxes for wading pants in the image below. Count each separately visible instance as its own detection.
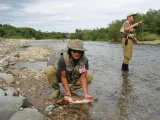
[121,38,133,64]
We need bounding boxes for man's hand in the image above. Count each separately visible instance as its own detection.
[138,20,143,24]
[136,40,141,44]
[134,20,143,27]
[134,37,141,44]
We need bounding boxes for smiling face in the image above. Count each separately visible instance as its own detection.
[71,49,83,60]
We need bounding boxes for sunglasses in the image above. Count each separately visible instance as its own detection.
[72,50,82,54]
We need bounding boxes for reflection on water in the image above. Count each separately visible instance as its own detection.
[119,72,133,120]
[15,40,160,119]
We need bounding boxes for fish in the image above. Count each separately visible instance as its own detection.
[64,96,94,104]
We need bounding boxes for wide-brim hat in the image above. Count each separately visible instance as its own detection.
[127,13,137,17]
[67,39,86,51]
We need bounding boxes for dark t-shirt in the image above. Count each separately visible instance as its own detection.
[58,55,89,72]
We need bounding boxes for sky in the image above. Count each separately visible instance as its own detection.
[0,0,159,32]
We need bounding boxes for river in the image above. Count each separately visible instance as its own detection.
[18,40,160,120]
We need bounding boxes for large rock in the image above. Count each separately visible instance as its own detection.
[9,108,46,120]
[0,96,27,120]
[0,73,15,84]
[4,87,19,96]
[0,88,5,96]
[0,60,8,68]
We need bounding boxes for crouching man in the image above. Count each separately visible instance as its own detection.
[46,40,93,100]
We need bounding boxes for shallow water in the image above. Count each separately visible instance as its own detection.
[13,61,46,70]
[18,40,160,120]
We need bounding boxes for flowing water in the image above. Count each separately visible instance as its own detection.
[16,40,160,120]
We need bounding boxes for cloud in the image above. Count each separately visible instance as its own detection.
[0,0,160,32]
[23,1,73,15]
[0,4,11,11]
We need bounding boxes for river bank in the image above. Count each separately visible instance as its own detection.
[140,39,160,45]
[0,39,91,120]
[1,39,160,120]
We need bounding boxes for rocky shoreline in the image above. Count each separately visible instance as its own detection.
[0,39,91,120]
[139,39,160,45]
[0,38,159,120]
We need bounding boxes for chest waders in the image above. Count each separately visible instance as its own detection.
[120,21,136,71]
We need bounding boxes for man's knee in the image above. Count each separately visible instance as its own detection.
[46,66,57,76]
[46,66,57,85]
[86,70,93,84]
[75,71,93,85]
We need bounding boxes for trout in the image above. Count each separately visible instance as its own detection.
[64,96,94,104]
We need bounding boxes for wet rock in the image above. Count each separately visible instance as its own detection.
[0,96,27,120]
[9,108,46,120]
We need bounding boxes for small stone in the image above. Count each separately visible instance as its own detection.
[19,107,24,111]
[45,105,56,112]
[16,81,20,85]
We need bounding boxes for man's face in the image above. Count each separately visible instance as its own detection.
[128,15,134,22]
[71,49,82,60]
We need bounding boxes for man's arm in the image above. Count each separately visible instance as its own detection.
[61,71,71,96]
[58,56,71,96]
[133,37,141,44]
[125,21,143,31]
[80,72,93,99]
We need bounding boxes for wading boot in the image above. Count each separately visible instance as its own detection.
[121,63,129,71]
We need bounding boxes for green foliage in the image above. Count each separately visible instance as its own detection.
[72,28,108,41]
[107,20,124,42]
[0,24,65,40]
[0,9,160,41]
[144,9,160,34]
[107,9,160,42]
[138,32,160,41]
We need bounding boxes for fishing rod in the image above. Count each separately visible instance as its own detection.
[24,96,57,120]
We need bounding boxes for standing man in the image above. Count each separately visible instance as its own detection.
[120,13,142,71]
